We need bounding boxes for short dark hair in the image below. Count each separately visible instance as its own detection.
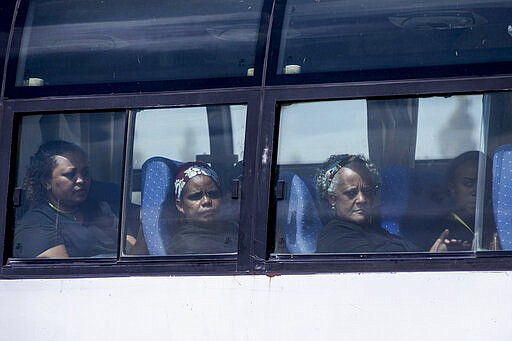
[23,140,87,204]
[446,151,481,184]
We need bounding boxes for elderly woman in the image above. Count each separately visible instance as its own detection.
[315,154,421,253]
[13,140,135,258]
[167,161,238,254]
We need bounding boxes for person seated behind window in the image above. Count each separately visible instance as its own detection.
[315,154,422,253]
[13,140,136,258]
[401,151,500,251]
[167,162,238,254]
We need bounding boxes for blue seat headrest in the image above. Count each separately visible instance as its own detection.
[380,165,411,236]
[141,157,182,255]
[276,173,323,254]
[493,145,512,250]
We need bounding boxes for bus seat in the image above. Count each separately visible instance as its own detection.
[492,144,512,250]
[140,156,182,255]
[276,173,323,254]
[380,165,411,236]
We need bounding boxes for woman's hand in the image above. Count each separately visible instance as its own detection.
[488,232,500,251]
[430,229,471,252]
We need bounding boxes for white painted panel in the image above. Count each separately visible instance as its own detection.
[1,272,511,341]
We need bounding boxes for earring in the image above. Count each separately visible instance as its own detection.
[331,204,336,211]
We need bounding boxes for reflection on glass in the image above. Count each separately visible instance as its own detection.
[273,94,506,255]
[12,112,127,258]
[127,105,247,256]
[15,0,263,87]
[277,100,368,164]
[277,0,512,75]
[416,96,482,159]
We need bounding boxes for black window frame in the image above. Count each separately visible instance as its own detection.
[1,0,512,278]
[265,0,512,86]
[254,75,512,275]
[0,1,16,96]
[3,78,512,279]
[3,0,274,99]
[0,89,262,278]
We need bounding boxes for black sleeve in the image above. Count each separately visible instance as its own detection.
[13,208,64,257]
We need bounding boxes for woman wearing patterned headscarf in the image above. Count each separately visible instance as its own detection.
[315,154,421,253]
[167,162,238,254]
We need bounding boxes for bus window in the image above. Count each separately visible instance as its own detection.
[273,94,504,255]
[274,0,512,78]
[13,0,263,88]
[416,96,482,159]
[126,104,247,256]
[273,99,369,253]
[11,111,127,259]
[276,100,368,165]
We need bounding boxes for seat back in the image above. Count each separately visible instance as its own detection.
[379,165,411,236]
[275,173,323,254]
[140,157,182,255]
[492,144,512,250]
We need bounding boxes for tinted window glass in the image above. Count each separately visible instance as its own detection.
[126,105,247,256]
[14,0,263,87]
[11,112,126,258]
[273,94,512,255]
[0,1,15,85]
[276,0,512,76]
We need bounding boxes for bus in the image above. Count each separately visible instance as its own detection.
[1,0,512,339]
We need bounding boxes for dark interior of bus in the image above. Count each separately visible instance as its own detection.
[3,0,512,274]
[273,92,512,254]
[275,0,512,74]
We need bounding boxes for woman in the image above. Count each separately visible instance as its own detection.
[13,140,135,258]
[315,154,421,253]
[401,151,500,251]
[167,161,238,254]
[444,151,499,250]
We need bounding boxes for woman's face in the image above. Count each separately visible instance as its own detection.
[329,167,374,226]
[45,152,91,211]
[176,175,222,224]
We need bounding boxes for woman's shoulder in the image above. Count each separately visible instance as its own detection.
[321,218,393,241]
[323,218,363,232]
[176,219,238,233]
[17,204,56,225]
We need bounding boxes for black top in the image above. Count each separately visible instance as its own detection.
[13,201,119,258]
[317,218,421,253]
[400,211,497,251]
[167,220,238,254]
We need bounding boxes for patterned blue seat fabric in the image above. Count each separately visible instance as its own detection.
[493,144,512,250]
[276,173,323,254]
[140,157,182,255]
[379,165,411,236]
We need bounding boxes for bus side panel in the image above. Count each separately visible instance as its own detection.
[0,272,510,340]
